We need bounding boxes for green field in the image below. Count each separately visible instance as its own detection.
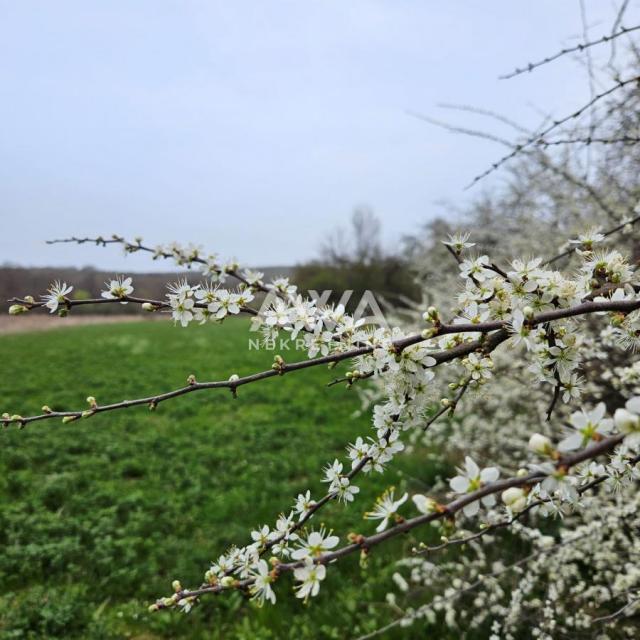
[0,319,447,639]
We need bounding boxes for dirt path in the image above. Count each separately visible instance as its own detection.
[0,314,162,335]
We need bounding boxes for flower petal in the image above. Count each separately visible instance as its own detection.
[449,476,469,494]
[626,397,640,415]
[558,432,582,452]
[463,501,480,517]
[480,466,500,483]
[464,456,479,479]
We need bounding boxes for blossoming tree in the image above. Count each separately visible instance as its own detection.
[6,14,640,639]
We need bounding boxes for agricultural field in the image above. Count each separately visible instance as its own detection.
[0,319,448,639]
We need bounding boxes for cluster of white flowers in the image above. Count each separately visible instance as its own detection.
[146,240,238,281]
[386,485,640,638]
[165,279,255,327]
[118,237,266,293]
[188,518,338,607]
[322,459,360,503]
[382,398,640,637]
[369,220,640,637]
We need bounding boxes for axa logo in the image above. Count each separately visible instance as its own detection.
[250,289,388,331]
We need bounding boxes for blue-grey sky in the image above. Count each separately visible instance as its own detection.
[1,1,637,271]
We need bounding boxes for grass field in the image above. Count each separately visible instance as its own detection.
[0,319,448,639]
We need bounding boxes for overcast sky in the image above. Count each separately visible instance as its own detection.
[1,1,637,272]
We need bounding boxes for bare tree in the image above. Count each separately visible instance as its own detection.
[321,206,382,266]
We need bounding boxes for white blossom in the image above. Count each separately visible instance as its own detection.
[558,403,614,452]
[101,275,133,300]
[449,457,500,517]
[42,281,73,313]
[291,528,339,560]
[364,488,408,532]
[293,560,326,601]
[293,491,315,521]
[459,255,491,281]
[442,232,475,252]
[249,560,276,606]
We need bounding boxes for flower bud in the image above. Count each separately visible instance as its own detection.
[141,302,155,312]
[41,405,52,413]
[8,304,28,315]
[528,433,553,455]
[509,498,527,513]
[412,494,438,514]
[220,576,235,588]
[501,487,526,511]
[614,408,640,433]
[172,580,182,593]
[272,354,286,374]
[359,548,369,568]
[228,374,239,382]
[523,306,534,320]
[86,396,97,407]
[23,295,35,304]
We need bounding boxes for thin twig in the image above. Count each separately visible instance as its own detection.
[500,25,640,80]
[468,75,640,187]
[544,212,640,265]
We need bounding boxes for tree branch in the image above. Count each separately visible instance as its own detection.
[6,299,640,428]
[158,434,625,607]
[500,25,640,80]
